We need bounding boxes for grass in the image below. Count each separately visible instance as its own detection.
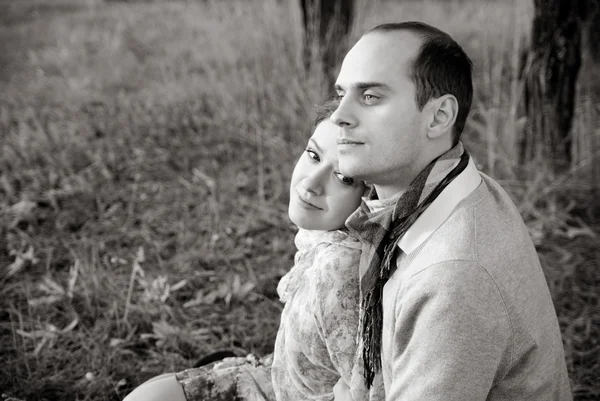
[0,0,599,400]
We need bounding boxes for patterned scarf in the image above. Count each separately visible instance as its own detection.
[346,143,470,388]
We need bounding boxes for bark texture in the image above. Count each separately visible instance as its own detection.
[300,0,354,94]
[522,0,583,168]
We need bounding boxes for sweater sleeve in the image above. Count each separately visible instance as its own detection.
[386,260,512,401]
[311,243,363,393]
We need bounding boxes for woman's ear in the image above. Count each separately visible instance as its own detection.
[427,95,458,139]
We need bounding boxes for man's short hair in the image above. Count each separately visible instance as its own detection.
[368,22,473,143]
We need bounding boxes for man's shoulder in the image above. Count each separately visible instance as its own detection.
[391,171,548,309]
[435,173,529,250]
[396,174,535,278]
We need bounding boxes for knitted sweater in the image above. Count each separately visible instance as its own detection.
[354,167,572,400]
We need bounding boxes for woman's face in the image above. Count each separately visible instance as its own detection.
[289,119,366,231]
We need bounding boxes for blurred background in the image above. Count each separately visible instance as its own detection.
[0,0,598,400]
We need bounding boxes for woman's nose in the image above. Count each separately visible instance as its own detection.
[301,168,327,196]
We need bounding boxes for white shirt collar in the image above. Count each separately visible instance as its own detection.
[366,158,482,254]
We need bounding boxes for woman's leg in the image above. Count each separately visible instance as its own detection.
[123,373,187,401]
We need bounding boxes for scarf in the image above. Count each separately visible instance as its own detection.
[346,143,470,388]
[277,228,361,303]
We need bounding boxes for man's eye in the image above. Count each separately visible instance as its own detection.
[334,172,354,186]
[305,149,320,161]
[364,94,379,103]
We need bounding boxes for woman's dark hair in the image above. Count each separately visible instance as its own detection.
[312,99,340,129]
[368,22,473,144]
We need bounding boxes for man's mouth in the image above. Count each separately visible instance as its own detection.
[337,138,363,145]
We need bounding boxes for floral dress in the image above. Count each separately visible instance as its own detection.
[272,228,376,401]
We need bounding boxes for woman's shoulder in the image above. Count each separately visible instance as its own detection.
[309,231,362,284]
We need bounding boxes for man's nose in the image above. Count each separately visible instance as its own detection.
[330,95,357,128]
[302,167,328,196]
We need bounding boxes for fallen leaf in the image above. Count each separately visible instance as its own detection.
[28,295,63,307]
[9,199,37,228]
[562,226,597,240]
[192,168,216,191]
[6,246,38,278]
[38,275,65,296]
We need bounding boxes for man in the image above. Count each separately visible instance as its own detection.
[331,22,572,400]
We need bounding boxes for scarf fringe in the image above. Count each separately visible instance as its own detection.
[361,238,398,387]
[361,281,384,388]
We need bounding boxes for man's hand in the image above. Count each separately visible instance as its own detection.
[333,378,354,401]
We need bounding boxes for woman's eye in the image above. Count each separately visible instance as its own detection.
[334,172,354,186]
[305,149,320,161]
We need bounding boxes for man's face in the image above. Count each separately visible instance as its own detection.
[331,31,429,189]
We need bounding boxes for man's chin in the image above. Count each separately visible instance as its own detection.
[338,163,367,182]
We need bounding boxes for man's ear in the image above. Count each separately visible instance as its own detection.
[427,95,458,139]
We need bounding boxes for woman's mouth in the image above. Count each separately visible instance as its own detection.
[295,190,322,210]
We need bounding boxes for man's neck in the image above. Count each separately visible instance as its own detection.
[372,143,455,200]
[372,159,428,200]
[373,184,406,201]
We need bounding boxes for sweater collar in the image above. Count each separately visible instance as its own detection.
[364,157,482,254]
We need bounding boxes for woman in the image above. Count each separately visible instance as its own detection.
[124,103,378,401]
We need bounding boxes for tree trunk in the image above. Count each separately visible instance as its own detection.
[581,0,600,62]
[300,0,354,95]
[522,0,583,171]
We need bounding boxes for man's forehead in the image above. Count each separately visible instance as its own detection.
[357,30,422,57]
[336,31,420,87]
